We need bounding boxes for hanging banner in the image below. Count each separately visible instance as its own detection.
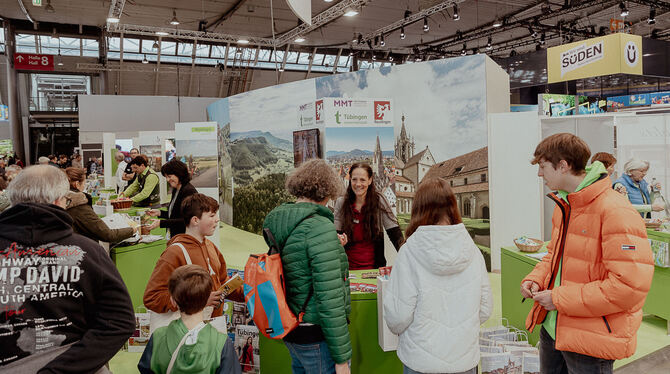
[547,33,642,83]
[14,53,54,71]
[286,0,312,26]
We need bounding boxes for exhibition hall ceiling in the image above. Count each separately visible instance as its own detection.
[1,0,669,57]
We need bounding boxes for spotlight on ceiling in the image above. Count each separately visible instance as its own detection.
[352,34,358,43]
[486,37,492,51]
[45,0,55,13]
[423,17,429,32]
[156,31,169,36]
[540,33,546,45]
[380,34,385,47]
[400,26,406,39]
[344,8,359,17]
[372,54,376,61]
[492,18,502,28]
[461,44,467,56]
[294,37,306,43]
[619,2,629,17]
[389,54,394,62]
[142,54,149,64]
[324,0,334,2]
[237,39,250,44]
[648,7,656,25]
[349,50,354,56]
[107,16,120,23]
[170,9,180,25]
[528,26,537,38]
[453,5,460,21]
[152,40,159,49]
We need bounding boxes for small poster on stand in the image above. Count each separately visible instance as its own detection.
[235,325,260,373]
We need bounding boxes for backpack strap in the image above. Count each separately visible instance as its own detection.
[165,322,205,374]
[297,287,314,323]
[173,243,192,265]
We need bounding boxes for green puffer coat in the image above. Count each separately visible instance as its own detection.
[263,202,352,363]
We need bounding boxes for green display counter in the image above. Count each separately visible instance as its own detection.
[259,270,403,373]
[111,228,168,309]
[645,229,670,334]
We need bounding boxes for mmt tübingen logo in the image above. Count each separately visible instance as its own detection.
[625,41,639,68]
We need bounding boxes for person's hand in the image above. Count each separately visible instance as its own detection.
[207,290,224,308]
[520,280,540,299]
[337,233,348,247]
[654,183,662,192]
[147,219,160,230]
[614,185,627,195]
[335,362,350,374]
[122,173,133,181]
[533,290,556,311]
[146,209,160,216]
[652,201,665,212]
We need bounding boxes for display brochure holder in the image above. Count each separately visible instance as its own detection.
[376,276,399,351]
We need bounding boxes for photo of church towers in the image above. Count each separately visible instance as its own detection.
[393,114,490,220]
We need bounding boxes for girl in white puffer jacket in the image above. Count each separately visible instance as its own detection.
[383,178,493,374]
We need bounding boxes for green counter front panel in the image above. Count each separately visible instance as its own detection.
[500,246,541,345]
[259,271,403,373]
[111,228,167,309]
[644,230,670,327]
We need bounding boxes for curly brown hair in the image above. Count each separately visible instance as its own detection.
[285,159,342,201]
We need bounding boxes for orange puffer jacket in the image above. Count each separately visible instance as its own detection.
[523,176,654,360]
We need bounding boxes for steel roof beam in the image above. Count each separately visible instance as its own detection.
[109,23,276,47]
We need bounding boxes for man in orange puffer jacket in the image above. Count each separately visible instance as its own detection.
[520,133,654,374]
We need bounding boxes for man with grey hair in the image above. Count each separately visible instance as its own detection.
[0,165,135,373]
[38,156,50,165]
[613,158,665,217]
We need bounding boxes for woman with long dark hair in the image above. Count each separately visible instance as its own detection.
[333,162,404,270]
[145,159,198,237]
[240,336,254,372]
[384,178,492,374]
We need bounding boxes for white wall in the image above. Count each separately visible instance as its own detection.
[488,112,543,271]
[78,95,219,143]
[485,58,511,114]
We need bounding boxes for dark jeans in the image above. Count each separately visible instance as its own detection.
[285,340,336,374]
[539,327,614,374]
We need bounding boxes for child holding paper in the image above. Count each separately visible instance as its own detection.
[144,193,243,319]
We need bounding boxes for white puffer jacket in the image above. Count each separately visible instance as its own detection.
[383,224,493,373]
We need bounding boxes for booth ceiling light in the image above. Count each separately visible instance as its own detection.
[380,34,385,46]
[423,17,429,32]
[45,0,55,13]
[389,55,394,62]
[461,43,467,56]
[142,54,149,64]
[492,18,502,28]
[152,40,159,49]
[648,7,656,25]
[452,5,460,21]
[372,54,376,61]
[619,2,629,17]
[486,37,492,50]
[155,31,169,36]
[400,26,405,39]
[170,9,180,26]
[294,37,306,43]
[237,39,250,44]
[344,8,359,17]
[107,16,120,23]
[349,50,354,56]
[57,51,63,66]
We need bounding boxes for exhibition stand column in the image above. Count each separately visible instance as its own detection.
[4,21,24,161]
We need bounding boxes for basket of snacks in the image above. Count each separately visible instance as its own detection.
[514,236,544,253]
[111,198,132,210]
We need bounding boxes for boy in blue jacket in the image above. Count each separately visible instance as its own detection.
[138,265,241,374]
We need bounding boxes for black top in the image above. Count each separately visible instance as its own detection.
[159,182,198,236]
[0,203,135,371]
[123,162,137,190]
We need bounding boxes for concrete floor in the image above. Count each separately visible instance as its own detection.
[615,344,670,374]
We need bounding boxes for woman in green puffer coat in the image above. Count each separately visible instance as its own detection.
[263,159,351,374]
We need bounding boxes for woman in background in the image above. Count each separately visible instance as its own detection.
[334,163,403,270]
[64,167,137,246]
[384,178,492,374]
[613,158,665,217]
[145,159,198,237]
[590,152,617,177]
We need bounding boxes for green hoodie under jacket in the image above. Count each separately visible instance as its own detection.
[263,202,352,364]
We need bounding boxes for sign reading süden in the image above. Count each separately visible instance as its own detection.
[547,33,642,83]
